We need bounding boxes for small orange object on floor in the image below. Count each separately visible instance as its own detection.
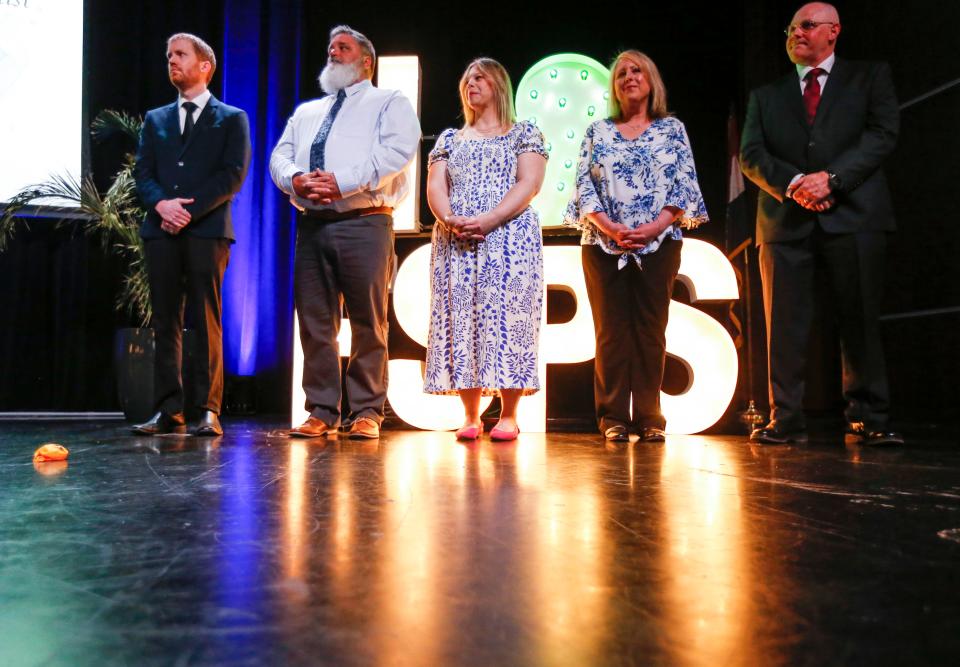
[33,443,69,463]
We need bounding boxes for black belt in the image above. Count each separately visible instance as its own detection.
[299,206,393,222]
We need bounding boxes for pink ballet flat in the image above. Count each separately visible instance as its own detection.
[455,424,483,440]
[489,425,520,441]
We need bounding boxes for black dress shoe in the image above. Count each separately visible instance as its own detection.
[750,421,808,445]
[195,410,223,437]
[846,421,903,446]
[131,411,186,435]
[639,427,666,442]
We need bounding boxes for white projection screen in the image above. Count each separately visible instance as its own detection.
[0,0,84,206]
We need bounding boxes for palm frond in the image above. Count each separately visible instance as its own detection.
[0,188,41,251]
[91,110,143,144]
[0,117,151,326]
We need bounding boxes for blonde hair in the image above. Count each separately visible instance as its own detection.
[607,50,669,120]
[458,58,516,130]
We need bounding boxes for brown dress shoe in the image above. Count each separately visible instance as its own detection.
[289,417,331,438]
[347,417,380,439]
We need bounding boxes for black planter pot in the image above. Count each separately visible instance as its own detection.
[113,328,199,422]
[114,328,154,423]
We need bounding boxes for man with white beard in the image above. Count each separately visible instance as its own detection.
[270,25,421,439]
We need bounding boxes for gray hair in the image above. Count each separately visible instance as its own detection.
[329,25,376,79]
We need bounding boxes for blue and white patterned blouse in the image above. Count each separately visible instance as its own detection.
[564,116,708,269]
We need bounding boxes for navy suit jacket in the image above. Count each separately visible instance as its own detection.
[740,58,899,244]
[134,95,251,241]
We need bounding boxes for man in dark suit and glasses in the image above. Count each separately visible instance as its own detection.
[740,2,903,446]
[132,33,251,436]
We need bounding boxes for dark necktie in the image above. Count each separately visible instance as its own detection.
[802,68,825,125]
[181,101,198,143]
[309,89,347,171]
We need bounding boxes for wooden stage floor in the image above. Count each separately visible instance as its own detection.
[1,420,958,666]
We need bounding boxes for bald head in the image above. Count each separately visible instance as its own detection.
[786,2,841,66]
[797,2,839,23]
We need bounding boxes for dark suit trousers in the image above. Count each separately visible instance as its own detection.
[582,239,682,432]
[294,214,395,427]
[759,227,890,429]
[144,235,230,415]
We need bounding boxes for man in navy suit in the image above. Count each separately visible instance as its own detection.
[740,3,902,446]
[132,33,251,436]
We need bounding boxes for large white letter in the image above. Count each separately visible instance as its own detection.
[662,239,740,434]
[389,245,494,430]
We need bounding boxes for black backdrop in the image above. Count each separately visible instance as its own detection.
[1,0,957,425]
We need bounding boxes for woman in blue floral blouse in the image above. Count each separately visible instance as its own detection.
[424,58,548,441]
[565,50,708,442]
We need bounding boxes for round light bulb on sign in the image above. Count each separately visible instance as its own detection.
[515,53,609,228]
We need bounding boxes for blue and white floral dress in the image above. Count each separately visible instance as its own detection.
[424,121,548,396]
[564,117,708,266]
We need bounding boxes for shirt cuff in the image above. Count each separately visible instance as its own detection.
[334,169,360,199]
[279,166,301,195]
[786,173,804,198]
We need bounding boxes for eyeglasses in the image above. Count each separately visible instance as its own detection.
[784,20,837,36]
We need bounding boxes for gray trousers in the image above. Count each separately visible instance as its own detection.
[294,213,395,427]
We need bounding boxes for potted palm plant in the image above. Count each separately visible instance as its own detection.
[0,110,161,420]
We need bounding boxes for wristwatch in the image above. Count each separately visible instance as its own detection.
[827,171,842,192]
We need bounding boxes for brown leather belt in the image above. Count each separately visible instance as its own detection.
[299,206,393,222]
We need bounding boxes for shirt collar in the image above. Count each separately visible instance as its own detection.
[178,88,212,111]
[344,78,371,97]
[796,52,835,80]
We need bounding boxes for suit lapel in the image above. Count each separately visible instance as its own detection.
[779,72,809,133]
[812,58,848,129]
[165,101,181,144]
[178,96,219,157]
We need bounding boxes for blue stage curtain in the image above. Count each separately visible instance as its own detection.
[220,0,301,380]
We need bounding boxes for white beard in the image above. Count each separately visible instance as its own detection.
[319,60,363,94]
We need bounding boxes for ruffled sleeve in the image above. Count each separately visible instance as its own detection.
[514,121,549,159]
[564,122,606,229]
[427,128,456,168]
[663,119,709,229]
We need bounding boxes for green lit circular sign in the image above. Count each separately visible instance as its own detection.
[515,53,610,228]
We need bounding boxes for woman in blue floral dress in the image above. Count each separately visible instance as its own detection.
[565,50,708,443]
[424,58,548,441]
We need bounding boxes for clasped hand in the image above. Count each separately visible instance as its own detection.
[293,169,342,205]
[608,222,661,250]
[787,171,835,212]
[444,214,496,242]
[156,198,194,235]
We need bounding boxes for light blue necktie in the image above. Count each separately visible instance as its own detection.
[309,89,346,171]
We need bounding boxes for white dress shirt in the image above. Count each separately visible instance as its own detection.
[796,52,835,94]
[177,89,211,132]
[788,53,836,190]
[269,79,421,213]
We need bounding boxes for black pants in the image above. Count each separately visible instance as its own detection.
[582,240,682,433]
[759,228,890,429]
[294,213,395,427]
[144,235,230,415]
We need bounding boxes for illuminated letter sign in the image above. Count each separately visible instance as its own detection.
[514,53,609,229]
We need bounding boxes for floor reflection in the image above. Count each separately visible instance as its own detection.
[7,422,955,664]
[658,436,751,665]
